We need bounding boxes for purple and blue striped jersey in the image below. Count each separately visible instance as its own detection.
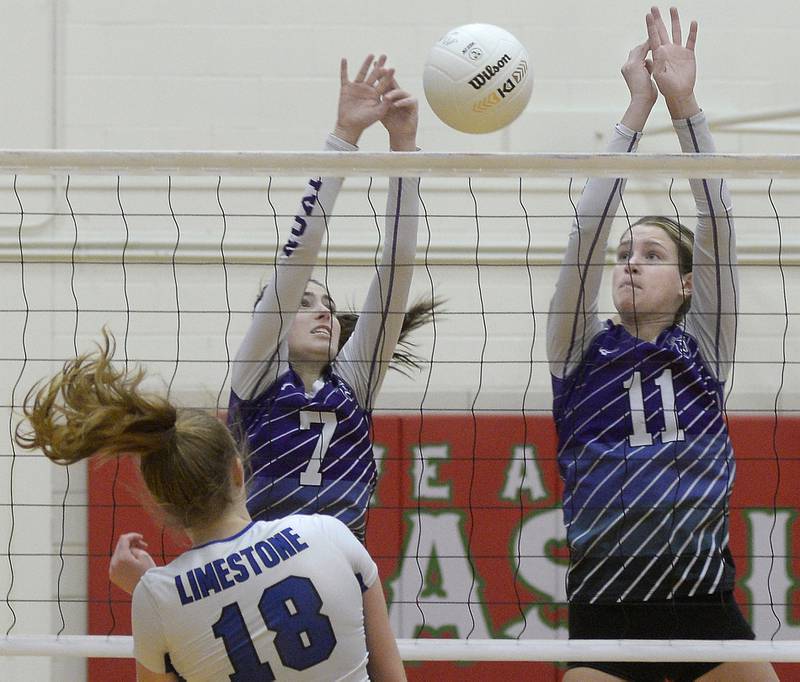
[553,322,736,602]
[230,368,376,541]
[548,112,739,603]
[229,134,420,542]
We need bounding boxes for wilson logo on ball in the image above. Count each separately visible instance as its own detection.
[468,54,511,90]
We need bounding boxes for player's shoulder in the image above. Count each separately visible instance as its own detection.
[324,368,360,403]
[659,325,700,355]
[279,515,362,552]
[552,321,615,382]
[142,521,261,578]
[233,367,307,408]
[270,513,352,537]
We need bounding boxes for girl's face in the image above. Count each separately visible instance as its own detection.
[287,281,341,364]
[612,223,692,322]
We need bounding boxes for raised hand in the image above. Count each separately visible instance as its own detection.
[334,54,395,145]
[619,40,657,132]
[647,6,700,118]
[380,75,418,151]
[622,40,658,105]
[109,532,156,595]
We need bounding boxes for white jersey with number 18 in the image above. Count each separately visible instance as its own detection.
[132,514,378,681]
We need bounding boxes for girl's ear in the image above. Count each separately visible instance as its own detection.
[682,271,693,297]
[232,457,245,488]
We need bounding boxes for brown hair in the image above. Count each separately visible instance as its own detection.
[14,330,240,530]
[630,215,694,321]
[336,295,444,375]
[255,280,443,375]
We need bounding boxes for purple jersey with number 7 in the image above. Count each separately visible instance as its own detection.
[230,367,375,541]
[228,135,420,543]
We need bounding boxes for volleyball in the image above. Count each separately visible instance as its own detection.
[423,23,533,134]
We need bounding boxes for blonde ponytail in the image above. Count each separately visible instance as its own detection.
[16,331,175,464]
[16,330,240,530]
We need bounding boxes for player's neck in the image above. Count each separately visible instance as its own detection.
[292,362,327,394]
[187,501,251,547]
[618,313,673,343]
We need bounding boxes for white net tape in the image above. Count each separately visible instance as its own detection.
[0,150,799,177]
[1,636,800,662]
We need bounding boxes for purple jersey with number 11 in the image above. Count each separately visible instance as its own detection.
[548,113,739,604]
[553,321,736,603]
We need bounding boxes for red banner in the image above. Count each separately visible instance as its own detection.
[88,415,800,680]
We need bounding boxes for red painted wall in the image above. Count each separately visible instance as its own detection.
[88,415,800,680]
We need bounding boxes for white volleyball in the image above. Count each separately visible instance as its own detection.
[423,23,533,134]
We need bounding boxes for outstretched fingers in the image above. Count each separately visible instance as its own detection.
[364,54,387,85]
[352,53,375,83]
[686,19,698,51]
[650,6,697,50]
[670,6,682,45]
[646,12,661,51]
[374,67,396,96]
[650,6,671,45]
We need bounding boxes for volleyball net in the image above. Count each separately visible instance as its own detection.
[1,151,799,679]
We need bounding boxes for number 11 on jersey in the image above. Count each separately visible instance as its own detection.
[299,411,337,486]
[624,369,685,446]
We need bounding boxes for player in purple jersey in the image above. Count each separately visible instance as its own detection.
[227,54,432,542]
[16,331,407,682]
[550,8,777,682]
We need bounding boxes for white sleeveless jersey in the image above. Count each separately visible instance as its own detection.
[132,515,378,681]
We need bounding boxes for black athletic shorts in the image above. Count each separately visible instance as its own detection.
[567,591,755,682]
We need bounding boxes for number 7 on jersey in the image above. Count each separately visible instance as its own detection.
[299,411,337,486]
